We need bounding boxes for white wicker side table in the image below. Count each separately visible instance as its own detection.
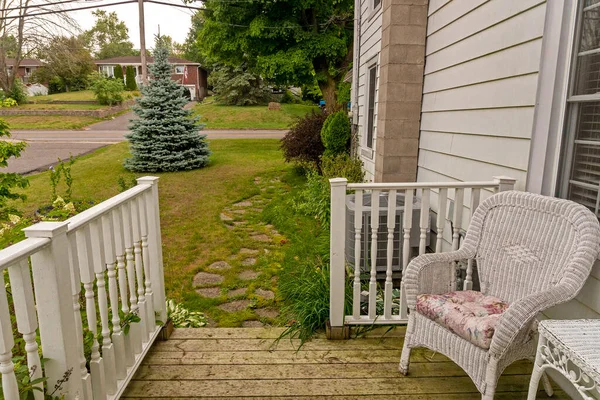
[528,319,600,400]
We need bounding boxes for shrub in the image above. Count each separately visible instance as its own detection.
[301,82,322,104]
[208,65,272,106]
[8,78,27,105]
[0,118,28,219]
[125,66,138,91]
[280,89,294,104]
[281,111,326,170]
[0,98,17,108]
[114,64,124,84]
[321,110,351,156]
[48,76,66,94]
[89,72,124,106]
[337,81,351,107]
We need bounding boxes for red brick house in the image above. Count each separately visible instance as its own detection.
[5,58,43,84]
[94,55,208,100]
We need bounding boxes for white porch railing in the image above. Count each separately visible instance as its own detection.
[329,176,516,330]
[0,177,166,400]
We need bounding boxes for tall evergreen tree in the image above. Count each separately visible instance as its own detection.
[125,66,137,91]
[114,64,124,83]
[124,36,210,172]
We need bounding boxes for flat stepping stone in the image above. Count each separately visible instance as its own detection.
[256,308,279,319]
[238,270,259,281]
[233,221,246,226]
[218,300,251,312]
[208,261,232,271]
[220,213,233,221]
[196,287,221,298]
[234,201,253,207]
[242,258,257,266]
[251,234,271,242]
[242,320,265,328]
[233,209,246,214]
[193,272,224,287]
[255,289,275,299]
[240,248,259,255]
[228,288,248,298]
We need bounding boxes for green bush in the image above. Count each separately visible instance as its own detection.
[280,89,295,104]
[337,81,351,106]
[48,76,66,94]
[321,110,351,156]
[8,78,27,105]
[0,118,28,220]
[125,66,138,91]
[208,65,272,106]
[89,72,124,106]
[114,64,124,84]
[301,82,322,104]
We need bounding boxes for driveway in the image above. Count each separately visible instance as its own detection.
[7,112,287,174]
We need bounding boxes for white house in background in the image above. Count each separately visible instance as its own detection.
[351,0,600,329]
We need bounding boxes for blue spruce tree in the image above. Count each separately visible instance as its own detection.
[124,36,210,172]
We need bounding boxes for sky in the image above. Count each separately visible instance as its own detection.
[68,0,196,50]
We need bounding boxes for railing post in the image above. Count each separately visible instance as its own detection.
[24,222,83,399]
[328,178,349,340]
[493,176,517,192]
[137,177,167,323]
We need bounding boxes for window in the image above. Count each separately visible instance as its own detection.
[100,65,115,77]
[24,67,31,76]
[174,65,185,74]
[559,1,600,216]
[365,64,378,149]
[373,0,381,9]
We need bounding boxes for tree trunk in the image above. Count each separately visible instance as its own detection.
[319,74,341,114]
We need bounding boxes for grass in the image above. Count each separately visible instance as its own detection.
[192,98,319,129]
[14,103,106,110]
[3,115,103,129]
[8,140,296,326]
[29,90,97,102]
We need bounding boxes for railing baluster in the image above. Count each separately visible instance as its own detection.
[122,202,142,354]
[76,226,106,399]
[464,188,481,290]
[102,213,127,380]
[112,207,135,367]
[8,259,43,400]
[131,198,149,342]
[352,189,363,320]
[0,268,20,400]
[384,190,397,320]
[419,189,430,255]
[436,188,448,253]
[399,189,414,320]
[368,190,380,320]
[139,193,156,333]
[452,188,464,251]
[67,233,92,399]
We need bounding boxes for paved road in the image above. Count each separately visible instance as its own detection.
[7,112,287,174]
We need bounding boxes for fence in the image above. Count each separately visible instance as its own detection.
[0,177,166,399]
[328,176,516,331]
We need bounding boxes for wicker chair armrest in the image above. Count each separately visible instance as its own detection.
[403,248,473,310]
[489,283,578,359]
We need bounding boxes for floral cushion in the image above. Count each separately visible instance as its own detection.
[416,290,509,349]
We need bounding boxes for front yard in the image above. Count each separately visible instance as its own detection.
[2,115,103,129]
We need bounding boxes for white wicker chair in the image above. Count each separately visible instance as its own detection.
[399,191,600,399]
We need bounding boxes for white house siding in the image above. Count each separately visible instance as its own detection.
[356,0,383,181]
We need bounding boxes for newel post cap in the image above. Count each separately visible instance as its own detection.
[329,178,348,187]
[23,221,69,238]
[137,176,160,185]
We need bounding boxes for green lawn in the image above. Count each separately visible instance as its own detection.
[193,99,319,129]
[15,103,106,110]
[10,140,295,326]
[3,115,103,129]
[29,90,97,102]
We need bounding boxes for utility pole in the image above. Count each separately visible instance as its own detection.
[138,0,148,85]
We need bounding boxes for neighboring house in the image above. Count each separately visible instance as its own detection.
[94,56,208,100]
[352,1,600,323]
[5,58,43,84]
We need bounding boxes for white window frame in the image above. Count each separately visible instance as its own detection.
[368,0,382,21]
[364,57,378,154]
[174,65,185,74]
[100,65,115,78]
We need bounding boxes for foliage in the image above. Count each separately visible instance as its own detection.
[280,90,295,104]
[280,111,326,169]
[117,176,137,192]
[89,72,124,106]
[196,0,353,107]
[208,65,271,106]
[181,12,210,67]
[166,299,207,328]
[1,356,69,400]
[125,66,138,91]
[337,81,351,106]
[321,111,351,156]
[48,157,75,202]
[8,78,27,105]
[120,310,141,335]
[113,64,124,84]
[0,118,28,219]
[34,36,94,93]
[0,98,17,108]
[301,82,322,104]
[125,35,211,172]
[48,77,66,95]
[80,10,137,59]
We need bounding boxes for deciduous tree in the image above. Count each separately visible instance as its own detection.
[81,10,137,59]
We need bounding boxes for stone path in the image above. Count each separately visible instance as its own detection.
[192,174,287,327]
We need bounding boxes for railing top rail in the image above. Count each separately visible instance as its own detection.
[66,184,150,232]
[0,237,50,271]
[345,181,502,190]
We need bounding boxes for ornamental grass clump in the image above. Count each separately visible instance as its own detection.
[125,35,210,172]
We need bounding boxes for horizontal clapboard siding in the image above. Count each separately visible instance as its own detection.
[356,0,383,181]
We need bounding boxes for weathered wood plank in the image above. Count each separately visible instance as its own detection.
[169,327,406,340]
[121,375,551,397]
[133,361,536,381]
[121,393,566,400]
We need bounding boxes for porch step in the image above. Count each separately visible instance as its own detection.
[122,327,566,399]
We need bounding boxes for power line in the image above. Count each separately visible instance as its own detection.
[0,0,138,20]
[0,0,83,13]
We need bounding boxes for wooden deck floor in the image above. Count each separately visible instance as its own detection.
[123,327,568,399]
